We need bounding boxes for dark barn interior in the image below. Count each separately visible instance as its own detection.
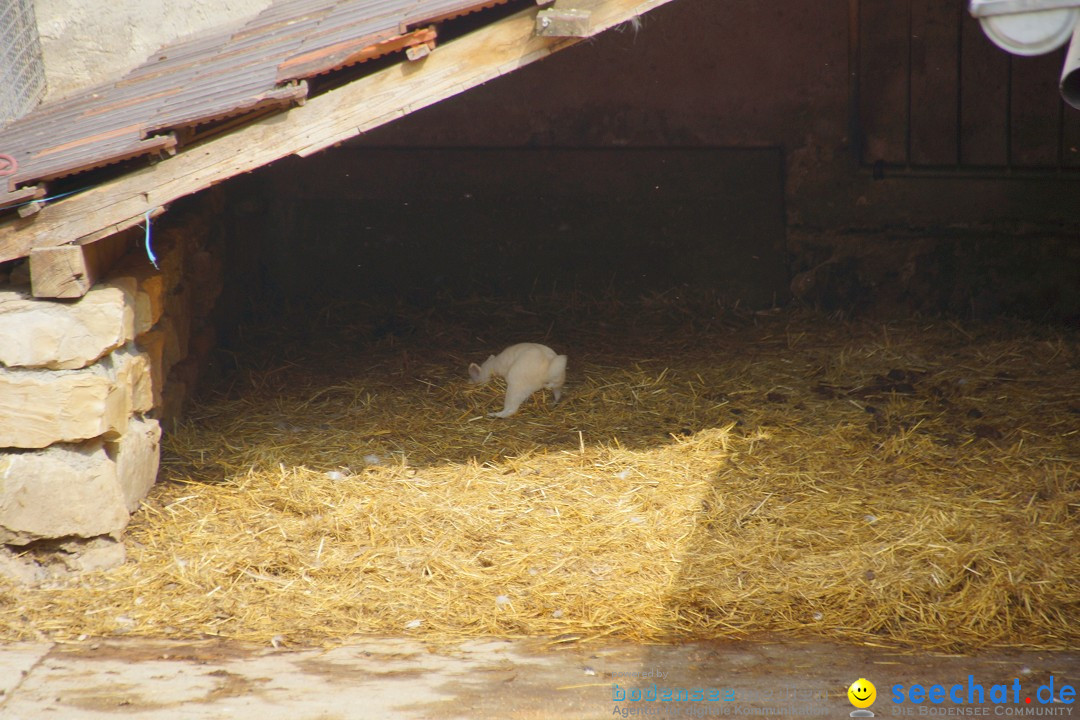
[210,0,1080,326]
[129,0,1079,650]
[3,0,1079,655]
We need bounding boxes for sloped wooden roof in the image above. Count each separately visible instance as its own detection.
[0,0,511,212]
[0,0,676,269]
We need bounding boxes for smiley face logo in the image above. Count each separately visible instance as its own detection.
[848,678,877,709]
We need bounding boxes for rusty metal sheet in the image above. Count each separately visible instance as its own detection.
[277,28,436,81]
[0,0,515,212]
[404,0,513,28]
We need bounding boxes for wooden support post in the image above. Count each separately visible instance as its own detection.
[30,231,132,299]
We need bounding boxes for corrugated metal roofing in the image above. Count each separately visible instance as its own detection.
[0,0,512,212]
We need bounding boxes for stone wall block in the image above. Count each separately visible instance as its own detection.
[164,283,192,360]
[0,346,150,449]
[113,256,167,335]
[136,329,167,407]
[108,416,161,512]
[160,379,188,428]
[119,346,154,414]
[154,228,190,290]
[0,440,130,545]
[136,272,166,335]
[0,278,136,370]
[158,316,184,373]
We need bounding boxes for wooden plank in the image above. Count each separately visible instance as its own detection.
[858,0,911,164]
[959,8,1009,166]
[0,0,676,265]
[29,231,131,298]
[1010,49,1065,167]
[908,0,958,165]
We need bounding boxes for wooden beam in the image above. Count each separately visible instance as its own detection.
[29,231,132,298]
[0,0,675,265]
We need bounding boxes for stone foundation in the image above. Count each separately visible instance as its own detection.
[0,203,223,570]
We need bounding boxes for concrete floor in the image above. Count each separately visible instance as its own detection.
[0,637,1076,719]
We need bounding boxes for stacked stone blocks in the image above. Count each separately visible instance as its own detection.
[0,223,222,548]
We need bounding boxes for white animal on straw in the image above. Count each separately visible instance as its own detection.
[468,343,567,418]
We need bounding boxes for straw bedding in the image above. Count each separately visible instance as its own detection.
[1,295,1077,651]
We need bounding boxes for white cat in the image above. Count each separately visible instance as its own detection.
[468,343,567,418]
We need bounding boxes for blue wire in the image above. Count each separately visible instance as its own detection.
[8,184,159,269]
[10,186,88,208]
[142,209,158,269]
